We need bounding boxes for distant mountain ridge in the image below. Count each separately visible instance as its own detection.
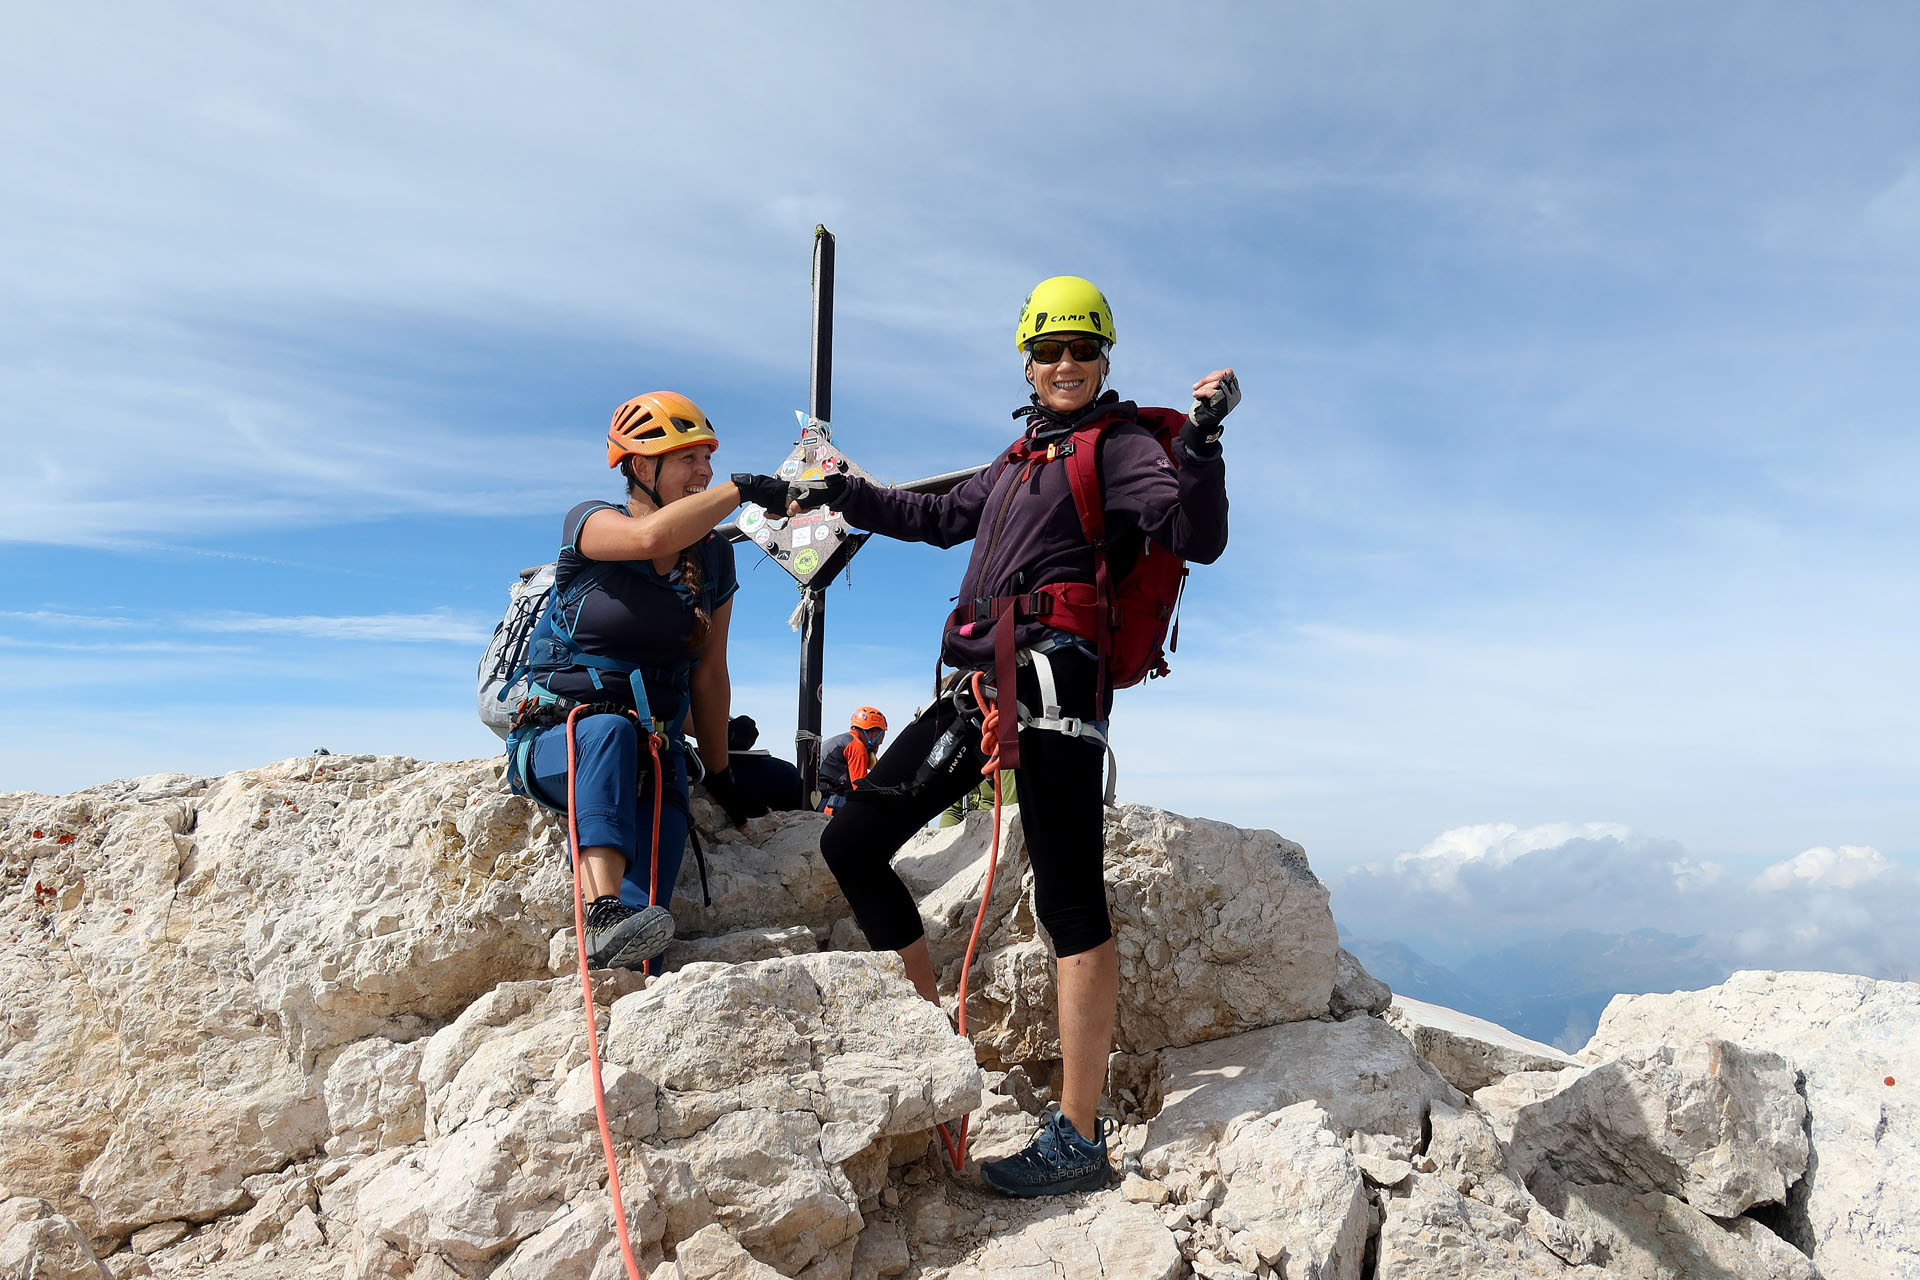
[1344,927,1732,1048]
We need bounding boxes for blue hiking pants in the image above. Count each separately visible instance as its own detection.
[518,714,690,912]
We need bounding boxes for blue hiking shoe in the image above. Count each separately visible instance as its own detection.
[980,1110,1114,1197]
[583,897,673,970]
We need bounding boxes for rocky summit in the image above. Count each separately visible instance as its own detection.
[1,754,1913,1279]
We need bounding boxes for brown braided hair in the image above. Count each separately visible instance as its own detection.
[622,457,712,653]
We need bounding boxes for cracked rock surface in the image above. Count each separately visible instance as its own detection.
[4,756,1910,1279]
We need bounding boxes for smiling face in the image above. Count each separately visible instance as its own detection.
[1026,334,1109,414]
[631,443,715,510]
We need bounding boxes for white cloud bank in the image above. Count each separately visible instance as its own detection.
[1331,822,1919,983]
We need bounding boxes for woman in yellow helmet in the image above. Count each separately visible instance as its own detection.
[797,276,1239,1195]
[505,392,796,971]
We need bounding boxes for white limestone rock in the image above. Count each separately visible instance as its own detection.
[1385,995,1582,1093]
[849,1214,910,1278]
[1508,1039,1808,1218]
[910,802,1338,1062]
[223,1177,317,1253]
[124,1222,188,1256]
[939,1199,1182,1280]
[1557,1183,1819,1280]
[418,974,640,1141]
[662,923,819,970]
[0,1198,111,1280]
[1213,1103,1372,1280]
[1472,1069,1589,1146]
[1372,1173,1575,1279]
[1329,947,1393,1019]
[604,952,980,1277]
[353,1094,627,1267]
[667,810,845,940]
[1142,1016,1465,1172]
[0,757,565,1243]
[670,1222,788,1279]
[323,1036,428,1155]
[1584,969,1918,1280]
[1423,1102,1596,1267]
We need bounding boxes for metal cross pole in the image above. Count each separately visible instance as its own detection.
[796,226,835,801]
[714,226,986,808]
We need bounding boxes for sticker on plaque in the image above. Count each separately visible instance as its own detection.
[794,548,820,575]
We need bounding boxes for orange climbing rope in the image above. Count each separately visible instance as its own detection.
[936,671,1010,1171]
[565,705,665,1280]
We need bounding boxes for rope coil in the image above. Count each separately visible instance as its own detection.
[936,671,1009,1171]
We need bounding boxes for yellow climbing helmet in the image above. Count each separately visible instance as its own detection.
[1014,276,1117,352]
[606,391,719,468]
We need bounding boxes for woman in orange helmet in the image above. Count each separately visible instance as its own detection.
[505,391,795,971]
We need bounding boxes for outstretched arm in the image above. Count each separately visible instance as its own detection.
[578,478,778,562]
[794,460,1001,549]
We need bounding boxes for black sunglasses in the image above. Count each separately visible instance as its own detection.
[1027,336,1106,365]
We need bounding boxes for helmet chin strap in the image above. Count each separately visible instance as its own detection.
[627,457,667,511]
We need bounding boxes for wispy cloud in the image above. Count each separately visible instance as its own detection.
[192,611,489,644]
[1,607,489,645]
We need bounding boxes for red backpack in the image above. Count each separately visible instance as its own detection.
[1048,406,1188,690]
[1000,406,1190,694]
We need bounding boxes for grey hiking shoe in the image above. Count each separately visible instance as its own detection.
[583,897,673,970]
[980,1109,1114,1198]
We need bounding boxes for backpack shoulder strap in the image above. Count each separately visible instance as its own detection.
[1061,420,1118,708]
[1062,422,1111,546]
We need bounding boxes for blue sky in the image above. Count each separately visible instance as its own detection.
[4,4,1917,970]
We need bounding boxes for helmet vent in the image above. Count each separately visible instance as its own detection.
[670,417,699,432]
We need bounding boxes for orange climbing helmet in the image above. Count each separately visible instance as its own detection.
[606,392,718,468]
[850,706,887,732]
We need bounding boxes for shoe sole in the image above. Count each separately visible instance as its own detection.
[588,907,675,970]
[980,1161,1112,1198]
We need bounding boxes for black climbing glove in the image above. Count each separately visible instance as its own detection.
[732,473,790,513]
[702,767,768,827]
[1180,371,1241,460]
[788,472,850,512]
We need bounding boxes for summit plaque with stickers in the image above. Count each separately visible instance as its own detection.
[737,420,873,588]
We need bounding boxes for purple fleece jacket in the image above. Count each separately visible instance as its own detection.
[836,399,1229,671]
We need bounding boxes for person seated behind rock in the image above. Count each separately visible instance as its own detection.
[724,714,806,812]
[816,706,887,814]
[503,392,793,971]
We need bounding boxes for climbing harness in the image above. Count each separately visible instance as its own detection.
[508,692,713,908]
[563,703,664,1280]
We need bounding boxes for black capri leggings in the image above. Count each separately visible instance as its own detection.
[819,646,1112,958]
